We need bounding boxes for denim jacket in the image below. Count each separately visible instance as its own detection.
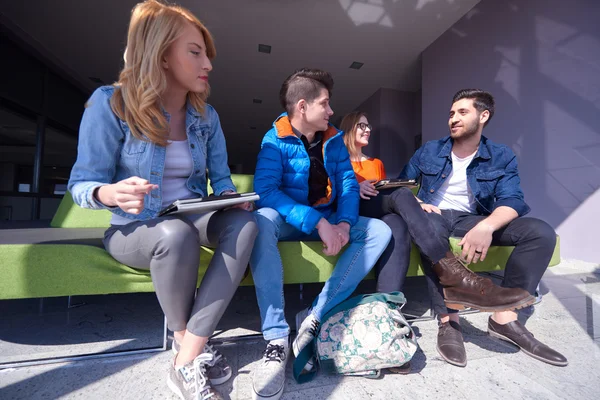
[399,135,530,216]
[68,86,235,221]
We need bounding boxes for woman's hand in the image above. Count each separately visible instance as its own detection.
[96,177,158,214]
[359,179,379,200]
[221,190,255,212]
[231,202,255,211]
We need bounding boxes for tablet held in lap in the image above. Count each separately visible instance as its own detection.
[159,192,259,216]
[373,179,417,190]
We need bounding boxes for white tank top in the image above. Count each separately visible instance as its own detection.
[110,139,196,225]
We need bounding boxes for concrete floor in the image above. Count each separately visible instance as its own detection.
[1,259,599,400]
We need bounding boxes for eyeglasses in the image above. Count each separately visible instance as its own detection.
[356,122,372,131]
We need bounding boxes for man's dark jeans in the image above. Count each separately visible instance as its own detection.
[360,188,556,315]
[360,187,449,293]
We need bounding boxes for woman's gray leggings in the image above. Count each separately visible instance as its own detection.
[103,208,258,337]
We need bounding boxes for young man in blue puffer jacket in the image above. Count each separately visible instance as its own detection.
[249,69,392,400]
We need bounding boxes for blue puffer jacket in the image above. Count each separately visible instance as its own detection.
[254,113,359,234]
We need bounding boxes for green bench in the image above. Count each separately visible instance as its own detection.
[0,173,561,301]
[0,173,560,368]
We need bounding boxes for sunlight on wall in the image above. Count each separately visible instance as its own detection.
[338,0,394,28]
[494,46,521,105]
[543,100,600,216]
[511,134,524,159]
[557,188,600,261]
[416,0,441,11]
[450,27,467,37]
[415,0,459,12]
[536,16,600,110]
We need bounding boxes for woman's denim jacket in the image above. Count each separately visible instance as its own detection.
[68,86,236,221]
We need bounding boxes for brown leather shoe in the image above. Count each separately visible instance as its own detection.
[437,321,467,367]
[488,317,568,366]
[433,252,535,312]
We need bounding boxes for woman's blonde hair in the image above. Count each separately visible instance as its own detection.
[340,111,368,160]
[110,0,216,146]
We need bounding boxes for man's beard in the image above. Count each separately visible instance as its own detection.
[451,118,479,140]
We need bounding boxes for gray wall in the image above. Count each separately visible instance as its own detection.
[421,0,600,262]
[354,88,382,164]
[354,88,419,178]
[379,88,418,177]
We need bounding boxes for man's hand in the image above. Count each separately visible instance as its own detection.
[459,221,494,263]
[359,180,379,200]
[317,218,343,256]
[96,176,158,214]
[420,203,441,215]
[333,222,350,248]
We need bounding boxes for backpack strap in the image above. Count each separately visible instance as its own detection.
[293,341,318,383]
[378,291,407,307]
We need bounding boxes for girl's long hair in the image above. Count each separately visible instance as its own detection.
[340,111,368,161]
[110,0,216,146]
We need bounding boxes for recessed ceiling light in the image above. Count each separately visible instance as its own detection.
[88,76,104,84]
[258,44,272,54]
[349,62,364,70]
[253,98,263,104]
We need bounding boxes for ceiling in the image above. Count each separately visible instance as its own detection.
[0,0,479,166]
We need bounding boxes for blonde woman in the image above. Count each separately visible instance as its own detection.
[68,1,257,398]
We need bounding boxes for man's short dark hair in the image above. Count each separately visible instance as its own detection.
[452,89,495,126]
[279,68,334,116]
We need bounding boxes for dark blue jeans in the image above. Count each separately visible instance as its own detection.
[360,188,448,292]
[361,188,556,315]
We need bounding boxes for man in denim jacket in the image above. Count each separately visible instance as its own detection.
[400,89,567,368]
